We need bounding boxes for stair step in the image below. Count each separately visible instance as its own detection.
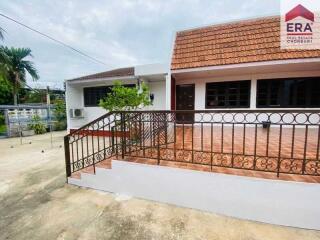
[69,157,115,180]
[82,166,95,174]
[96,159,112,169]
[71,171,81,179]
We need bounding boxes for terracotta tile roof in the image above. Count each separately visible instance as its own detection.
[69,67,134,81]
[171,16,320,70]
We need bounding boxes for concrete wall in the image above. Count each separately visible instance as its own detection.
[175,70,320,111]
[69,160,320,230]
[135,63,168,76]
[144,81,166,110]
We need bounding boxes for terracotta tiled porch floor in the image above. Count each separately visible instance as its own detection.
[71,125,320,183]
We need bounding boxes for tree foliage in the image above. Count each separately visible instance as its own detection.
[0,77,13,105]
[22,90,46,103]
[0,46,39,104]
[0,27,4,41]
[53,99,67,130]
[99,81,152,111]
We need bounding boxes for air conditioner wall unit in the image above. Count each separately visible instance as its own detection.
[70,108,84,118]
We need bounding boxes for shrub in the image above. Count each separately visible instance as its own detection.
[28,115,46,134]
[0,113,5,125]
[53,121,67,131]
[99,81,151,111]
[99,81,152,144]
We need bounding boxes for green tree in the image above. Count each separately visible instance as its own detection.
[0,28,9,81]
[99,81,152,111]
[0,77,13,105]
[22,90,46,103]
[0,47,39,105]
[0,27,4,40]
[53,99,67,130]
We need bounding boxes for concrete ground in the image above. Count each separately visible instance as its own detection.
[0,131,320,240]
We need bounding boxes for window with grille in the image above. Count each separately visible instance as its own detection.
[83,84,135,107]
[205,80,251,108]
[257,77,320,108]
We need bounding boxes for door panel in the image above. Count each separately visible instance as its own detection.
[176,84,195,123]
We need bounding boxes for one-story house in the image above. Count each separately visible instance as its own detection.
[66,16,320,130]
[64,15,320,231]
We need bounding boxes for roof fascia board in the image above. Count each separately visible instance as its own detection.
[67,75,137,84]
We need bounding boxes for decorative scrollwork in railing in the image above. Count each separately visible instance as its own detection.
[64,110,320,179]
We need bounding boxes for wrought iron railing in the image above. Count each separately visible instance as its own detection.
[65,110,320,178]
[64,111,169,177]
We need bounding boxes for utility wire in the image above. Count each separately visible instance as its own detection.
[0,13,108,66]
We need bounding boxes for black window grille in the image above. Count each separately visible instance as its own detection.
[84,84,135,107]
[257,77,320,108]
[206,80,251,108]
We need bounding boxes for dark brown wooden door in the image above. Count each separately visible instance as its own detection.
[176,84,195,123]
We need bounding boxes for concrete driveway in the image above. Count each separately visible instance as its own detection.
[0,131,319,240]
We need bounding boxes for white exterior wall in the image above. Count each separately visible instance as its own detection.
[165,74,171,109]
[175,70,320,110]
[135,63,168,76]
[66,63,320,130]
[66,78,167,130]
[69,160,320,230]
[66,63,169,130]
[135,63,169,110]
[145,81,166,110]
[66,82,107,130]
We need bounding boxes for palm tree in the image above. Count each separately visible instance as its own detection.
[0,30,9,92]
[0,27,7,64]
[0,47,39,105]
[0,27,4,40]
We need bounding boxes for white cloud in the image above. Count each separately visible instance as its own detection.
[0,0,278,89]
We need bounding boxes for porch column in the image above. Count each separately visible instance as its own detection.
[165,74,171,110]
[171,77,177,110]
[250,78,257,109]
[65,81,71,132]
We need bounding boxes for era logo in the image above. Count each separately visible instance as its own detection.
[287,22,312,33]
[285,4,314,35]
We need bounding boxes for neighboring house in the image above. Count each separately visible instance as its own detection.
[66,16,320,130]
[66,64,169,130]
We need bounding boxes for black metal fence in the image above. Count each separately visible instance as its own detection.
[64,110,320,178]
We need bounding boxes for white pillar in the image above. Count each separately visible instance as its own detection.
[165,74,171,110]
[250,78,257,109]
[65,81,71,132]
[198,81,206,110]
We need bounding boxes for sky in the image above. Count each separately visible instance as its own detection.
[0,0,279,89]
